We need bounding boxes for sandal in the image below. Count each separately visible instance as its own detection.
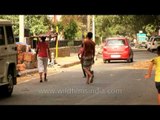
[86,79,90,84]
[91,71,94,78]
[90,75,94,83]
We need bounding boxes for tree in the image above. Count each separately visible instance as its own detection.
[95,15,160,39]
[60,15,87,39]
[24,15,51,36]
[64,19,78,40]
[0,15,19,35]
[0,15,52,36]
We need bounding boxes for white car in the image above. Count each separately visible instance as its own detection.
[148,36,160,52]
[146,36,155,51]
[0,19,17,97]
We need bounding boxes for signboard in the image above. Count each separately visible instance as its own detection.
[137,33,147,42]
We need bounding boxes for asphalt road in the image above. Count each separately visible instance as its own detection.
[0,49,158,105]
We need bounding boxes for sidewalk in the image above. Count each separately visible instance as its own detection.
[56,53,80,68]
[19,53,80,76]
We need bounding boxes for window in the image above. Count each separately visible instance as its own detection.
[0,26,5,46]
[6,26,14,44]
[107,39,125,46]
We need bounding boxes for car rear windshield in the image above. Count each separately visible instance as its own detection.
[106,39,126,46]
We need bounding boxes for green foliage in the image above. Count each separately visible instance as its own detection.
[95,15,160,38]
[56,22,64,32]
[1,15,160,42]
[60,15,87,40]
[95,37,101,45]
[64,19,78,40]
[143,24,156,36]
[76,31,83,40]
[0,15,51,36]
[0,15,19,35]
[25,15,51,35]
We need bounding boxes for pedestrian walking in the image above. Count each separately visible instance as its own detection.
[144,46,160,105]
[36,36,51,83]
[82,32,95,84]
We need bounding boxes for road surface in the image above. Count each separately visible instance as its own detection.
[0,49,158,105]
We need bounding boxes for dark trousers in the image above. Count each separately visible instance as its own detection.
[81,62,86,77]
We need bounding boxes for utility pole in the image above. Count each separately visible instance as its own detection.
[87,15,90,32]
[92,15,95,42]
[19,15,24,43]
[158,26,160,36]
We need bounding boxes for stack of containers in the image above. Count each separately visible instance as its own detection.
[16,42,27,71]
[16,42,37,71]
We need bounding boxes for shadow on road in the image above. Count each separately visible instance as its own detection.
[105,61,132,64]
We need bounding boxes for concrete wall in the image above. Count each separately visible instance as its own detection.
[50,47,70,57]
[69,46,81,53]
[50,46,81,57]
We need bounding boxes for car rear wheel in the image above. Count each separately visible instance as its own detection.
[2,69,14,97]
[127,58,131,63]
[103,60,106,63]
[130,58,133,62]
[108,60,110,63]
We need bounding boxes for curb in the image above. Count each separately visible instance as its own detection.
[60,61,80,68]
[18,61,80,76]
[17,68,38,77]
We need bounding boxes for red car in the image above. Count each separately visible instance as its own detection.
[102,37,133,63]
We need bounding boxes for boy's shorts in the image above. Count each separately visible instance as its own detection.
[155,82,160,93]
[38,57,48,73]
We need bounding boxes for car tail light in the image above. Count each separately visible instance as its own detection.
[103,47,107,51]
[125,46,129,51]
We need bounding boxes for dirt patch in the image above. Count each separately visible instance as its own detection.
[132,60,151,69]
[120,60,154,70]
[17,72,39,84]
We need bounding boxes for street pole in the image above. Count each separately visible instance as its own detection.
[19,15,24,43]
[158,26,160,36]
[56,26,59,59]
[92,15,95,42]
[87,15,90,32]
